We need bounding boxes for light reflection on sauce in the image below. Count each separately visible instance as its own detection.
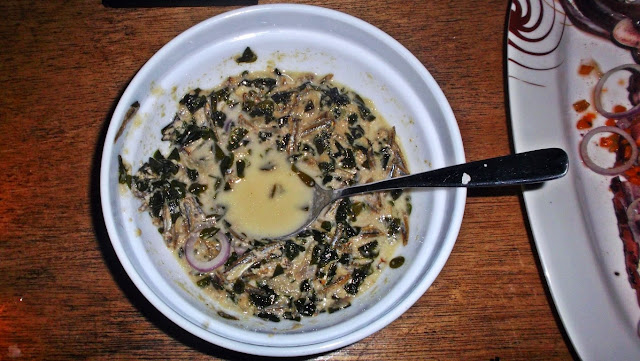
[217,151,313,238]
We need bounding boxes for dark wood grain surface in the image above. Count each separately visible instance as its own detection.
[0,0,576,359]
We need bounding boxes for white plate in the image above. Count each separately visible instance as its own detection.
[100,4,465,357]
[507,0,640,359]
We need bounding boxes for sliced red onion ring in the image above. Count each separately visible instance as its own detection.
[185,231,230,272]
[580,126,638,175]
[613,18,640,49]
[594,64,640,119]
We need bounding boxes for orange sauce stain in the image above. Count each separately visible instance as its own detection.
[599,134,619,152]
[614,104,628,113]
[625,165,640,185]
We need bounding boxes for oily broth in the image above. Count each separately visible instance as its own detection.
[121,68,412,321]
[216,141,314,239]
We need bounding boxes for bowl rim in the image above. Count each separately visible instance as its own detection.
[100,3,466,357]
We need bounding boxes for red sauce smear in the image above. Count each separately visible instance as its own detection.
[578,64,595,76]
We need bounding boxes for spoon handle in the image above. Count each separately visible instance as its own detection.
[336,148,569,198]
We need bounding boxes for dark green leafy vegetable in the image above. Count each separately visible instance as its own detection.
[227,127,248,151]
[249,285,278,308]
[186,168,199,181]
[284,240,304,260]
[300,279,312,293]
[311,229,326,243]
[133,177,149,192]
[258,131,272,142]
[168,148,180,161]
[387,217,402,236]
[313,132,330,155]
[236,47,257,63]
[249,100,275,118]
[342,223,360,239]
[219,154,234,175]
[341,148,356,169]
[389,256,405,269]
[344,264,372,295]
[197,276,212,288]
[318,161,335,174]
[199,227,220,239]
[322,87,350,107]
[304,100,314,112]
[358,240,379,258]
[335,198,355,224]
[294,295,316,317]
[353,93,376,121]
[188,183,207,195]
[257,312,280,322]
[283,312,301,322]
[240,77,276,90]
[174,123,216,147]
[210,88,230,108]
[277,116,289,128]
[148,154,178,178]
[213,144,225,161]
[225,252,239,268]
[349,125,365,140]
[321,221,332,232]
[211,111,226,127]
[327,263,337,281]
[180,92,207,113]
[272,264,284,277]
[271,90,294,104]
[149,192,163,217]
[233,279,245,294]
[311,243,337,267]
[351,202,365,216]
[380,146,392,169]
[291,164,315,187]
[390,189,403,200]
[236,159,246,178]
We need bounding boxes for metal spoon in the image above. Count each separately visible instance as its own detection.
[278,148,569,239]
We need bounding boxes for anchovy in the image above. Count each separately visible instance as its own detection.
[224,243,283,281]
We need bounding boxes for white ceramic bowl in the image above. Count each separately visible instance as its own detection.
[100,4,465,357]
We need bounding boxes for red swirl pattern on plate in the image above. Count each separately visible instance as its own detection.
[508,0,566,83]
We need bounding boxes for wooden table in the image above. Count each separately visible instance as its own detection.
[0,0,576,359]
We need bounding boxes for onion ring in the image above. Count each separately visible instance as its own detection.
[594,64,640,119]
[580,126,638,175]
[613,18,640,49]
[185,231,231,272]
